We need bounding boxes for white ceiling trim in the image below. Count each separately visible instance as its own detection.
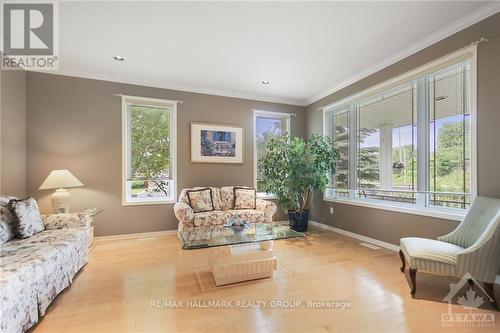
[305,1,500,107]
[33,70,305,106]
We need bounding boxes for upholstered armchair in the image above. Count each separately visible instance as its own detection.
[399,196,500,309]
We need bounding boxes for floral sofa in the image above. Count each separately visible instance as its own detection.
[174,186,277,241]
[0,197,91,333]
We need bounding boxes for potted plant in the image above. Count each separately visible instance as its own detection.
[392,161,405,175]
[258,133,339,231]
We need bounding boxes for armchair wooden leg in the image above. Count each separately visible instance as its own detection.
[399,250,405,273]
[484,282,498,311]
[409,268,417,298]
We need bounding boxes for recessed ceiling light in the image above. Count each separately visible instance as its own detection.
[113,55,125,61]
[261,80,270,85]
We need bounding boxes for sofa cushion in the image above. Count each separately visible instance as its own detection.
[194,210,226,227]
[0,228,89,332]
[0,197,16,244]
[9,197,45,238]
[220,186,235,210]
[180,187,222,210]
[227,209,265,224]
[210,188,222,211]
[234,187,256,209]
[400,237,464,266]
[193,209,266,227]
[187,188,214,213]
[0,255,38,332]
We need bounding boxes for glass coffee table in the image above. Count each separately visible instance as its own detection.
[179,222,305,286]
[180,222,304,249]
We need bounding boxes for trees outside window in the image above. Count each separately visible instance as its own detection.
[254,111,291,195]
[325,57,473,211]
[122,97,177,205]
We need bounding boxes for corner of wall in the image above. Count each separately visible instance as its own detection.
[0,69,28,197]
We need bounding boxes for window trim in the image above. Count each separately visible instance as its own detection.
[253,110,291,199]
[322,46,477,220]
[121,95,177,206]
[323,195,465,221]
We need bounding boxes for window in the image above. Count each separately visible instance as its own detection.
[122,96,177,205]
[325,107,350,197]
[428,63,472,209]
[356,83,418,204]
[324,48,475,216]
[254,110,291,196]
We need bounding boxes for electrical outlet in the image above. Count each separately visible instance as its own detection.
[329,207,334,214]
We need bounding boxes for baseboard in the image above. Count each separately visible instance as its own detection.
[94,230,177,242]
[309,220,500,284]
[309,220,400,252]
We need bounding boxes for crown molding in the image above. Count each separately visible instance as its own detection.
[25,3,499,108]
[28,69,307,106]
[306,2,500,106]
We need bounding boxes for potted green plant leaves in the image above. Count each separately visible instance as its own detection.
[258,133,339,231]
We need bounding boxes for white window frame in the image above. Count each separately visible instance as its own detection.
[121,95,177,206]
[322,46,477,221]
[253,110,291,199]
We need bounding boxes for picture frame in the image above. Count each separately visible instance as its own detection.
[191,122,244,163]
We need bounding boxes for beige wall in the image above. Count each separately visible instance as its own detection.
[0,69,27,197]
[26,73,305,236]
[10,13,500,242]
[306,13,500,245]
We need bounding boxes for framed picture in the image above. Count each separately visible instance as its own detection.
[191,123,244,163]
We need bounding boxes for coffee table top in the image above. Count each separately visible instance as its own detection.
[180,222,305,249]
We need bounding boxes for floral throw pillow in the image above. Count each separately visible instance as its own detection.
[187,188,214,213]
[234,187,256,210]
[0,197,16,244]
[9,197,45,239]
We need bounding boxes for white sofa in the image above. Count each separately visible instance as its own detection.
[0,197,91,333]
[174,186,277,241]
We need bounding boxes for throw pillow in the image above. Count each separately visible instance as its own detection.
[0,197,16,244]
[234,187,256,209]
[9,197,45,238]
[187,188,214,213]
[209,187,223,211]
[220,186,236,210]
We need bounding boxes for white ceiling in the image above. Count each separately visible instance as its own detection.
[40,1,498,106]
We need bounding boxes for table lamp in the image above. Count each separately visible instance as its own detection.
[39,169,84,213]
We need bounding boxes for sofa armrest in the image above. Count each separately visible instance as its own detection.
[41,212,91,230]
[174,202,194,224]
[256,199,277,222]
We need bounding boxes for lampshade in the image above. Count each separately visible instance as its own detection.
[39,169,84,190]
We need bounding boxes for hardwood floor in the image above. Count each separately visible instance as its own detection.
[33,227,499,333]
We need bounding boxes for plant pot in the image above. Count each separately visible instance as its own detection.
[392,168,403,175]
[288,210,309,232]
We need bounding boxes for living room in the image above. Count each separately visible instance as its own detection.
[1,1,499,332]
